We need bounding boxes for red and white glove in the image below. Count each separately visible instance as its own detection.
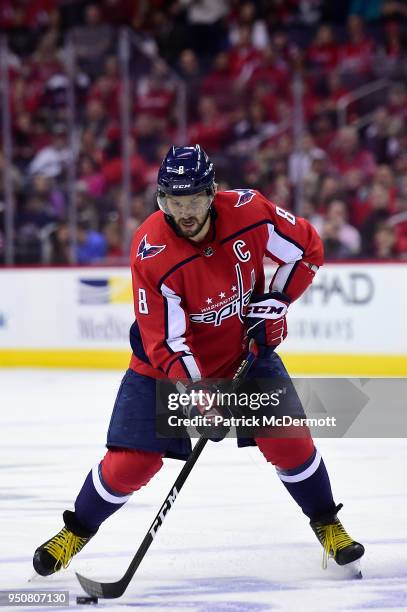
[245,291,290,356]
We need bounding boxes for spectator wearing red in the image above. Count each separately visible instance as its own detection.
[338,15,375,78]
[12,111,37,169]
[200,52,236,111]
[262,0,299,27]
[318,72,351,120]
[312,114,337,151]
[87,56,121,118]
[306,24,340,73]
[28,30,64,87]
[249,47,289,98]
[188,96,230,154]
[251,82,280,123]
[227,24,263,84]
[283,80,321,123]
[101,0,135,26]
[382,21,406,62]
[135,61,175,120]
[331,126,376,182]
[0,0,56,29]
[388,195,407,256]
[0,1,15,28]
[101,139,149,193]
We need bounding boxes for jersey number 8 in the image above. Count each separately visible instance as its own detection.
[138,288,149,314]
[276,206,296,225]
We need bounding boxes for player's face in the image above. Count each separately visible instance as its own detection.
[165,192,212,239]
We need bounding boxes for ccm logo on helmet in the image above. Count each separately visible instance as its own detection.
[173,184,192,189]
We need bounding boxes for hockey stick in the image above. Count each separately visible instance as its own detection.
[76,351,256,599]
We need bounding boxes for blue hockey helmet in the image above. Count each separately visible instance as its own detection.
[157,145,215,214]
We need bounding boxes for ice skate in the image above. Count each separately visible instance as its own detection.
[33,511,96,576]
[310,503,364,576]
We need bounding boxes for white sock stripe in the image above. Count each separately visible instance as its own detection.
[277,449,322,483]
[91,464,132,505]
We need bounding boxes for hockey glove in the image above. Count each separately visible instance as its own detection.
[183,382,230,442]
[245,291,290,356]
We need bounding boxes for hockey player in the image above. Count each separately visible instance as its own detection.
[33,145,364,577]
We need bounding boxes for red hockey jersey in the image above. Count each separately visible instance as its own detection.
[129,189,323,380]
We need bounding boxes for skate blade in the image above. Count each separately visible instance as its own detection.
[343,559,363,579]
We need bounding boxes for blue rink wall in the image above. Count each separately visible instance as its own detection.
[0,263,406,376]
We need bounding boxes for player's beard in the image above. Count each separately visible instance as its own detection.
[174,210,211,239]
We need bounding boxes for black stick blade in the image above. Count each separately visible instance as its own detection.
[76,572,127,599]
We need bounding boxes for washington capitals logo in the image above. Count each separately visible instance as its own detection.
[228,189,256,207]
[137,234,166,260]
[189,264,255,327]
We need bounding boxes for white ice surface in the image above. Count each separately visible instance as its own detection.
[1,369,407,612]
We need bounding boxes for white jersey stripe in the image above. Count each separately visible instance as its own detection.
[92,464,132,504]
[161,283,201,378]
[181,355,201,380]
[267,225,303,263]
[277,449,321,483]
[161,283,191,354]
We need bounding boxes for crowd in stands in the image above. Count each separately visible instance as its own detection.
[0,0,406,264]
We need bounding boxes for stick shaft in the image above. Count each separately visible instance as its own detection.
[76,352,255,599]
